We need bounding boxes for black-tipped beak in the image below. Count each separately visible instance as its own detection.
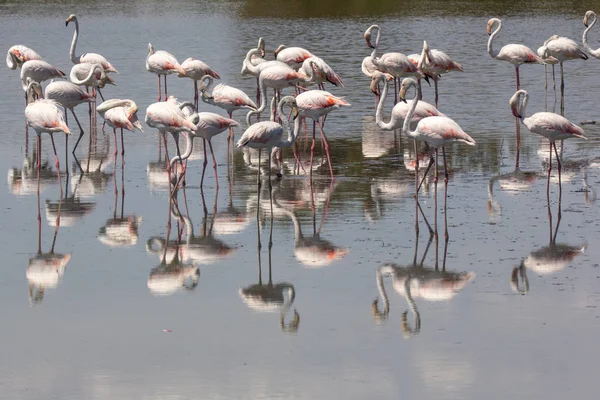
[401,98,407,103]
[260,49,265,57]
[423,75,431,85]
[65,21,69,26]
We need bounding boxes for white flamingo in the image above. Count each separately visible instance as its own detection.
[583,10,600,59]
[65,14,118,73]
[178,57,220,107]
[7,45,42,70]
[146,43,186,101]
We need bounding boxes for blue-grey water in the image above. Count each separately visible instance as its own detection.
[2,1,600,399]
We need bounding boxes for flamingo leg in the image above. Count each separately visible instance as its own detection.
[552,64,556,103]
[546,141,552,202]
[157,75,161,102]
[310,120,316,179]
[257,148,262,189]
[113,128,118,157]
[434,79,439,109]
[256,77,260,110]
[515,65,520,90]
[442,147,449,240]
[120,128,125,165]
[200,138,208,189]
[394,77,398,104]
[97,89,105,102]
[194,81,198,109]
[559,62,564,115]
[433,148,438,241]
[164,75,168,102]
[417,156,435,194]
[267,148,272,191]
[208,138,219,189]
[413,140,420,198]
[50,134,63,198]
[316,121,334,179]
[553,142,562,201]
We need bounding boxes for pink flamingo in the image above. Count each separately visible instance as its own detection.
[178,57,220,107]
[583,11,600,59]
[96,99,143,158]
[418,41,464,108]
[274,44,313,69]
[240,37,267,104]
[146,43,186,102]
[24,81,71,195]
[364,24,424,104]
[199,74,257,148]
[298,55,344,90]
[7,45,42,70]
[65,14,118,73]
[510,89,586,196]
[20,60,65,104]
[487,18,545,90]
[169,110,238,189]
[237,97,300,189]
[539,35,587,114]
[295,90,351,178]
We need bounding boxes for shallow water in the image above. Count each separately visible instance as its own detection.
[2,1,600,399]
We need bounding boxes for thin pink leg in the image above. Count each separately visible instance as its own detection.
[158,75,161,102]
[50,134,63,198]
[208,138,219,189]
[164,75,168,102]
[317,121,334,179]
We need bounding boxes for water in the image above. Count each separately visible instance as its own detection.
[2,1,600,399]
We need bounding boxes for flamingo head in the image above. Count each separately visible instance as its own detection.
[369,71,392,96]
[486,18,500,35]
[147,43,155,55]
[509,90,525,119]
[398,78,416,104]
[364,24,379,49]
[274,44,285,58]
[584,11,596,27]
[257,37,266,57]
[26,78,43,100]
[65,14,77,26]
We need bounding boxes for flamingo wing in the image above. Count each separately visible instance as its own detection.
[104,107,135,131]
[25,100,70,133]
[297,90,350,110]
[524,112,585,139]
[546,37,588,61]
[416,116,475,146]
[45,81,93,107]
[79,52,118,73]
[497,44,544,64]
[237,121,283,147]
[7,45,42,69]
[197,112,239,131]
[425,49,464,73]
[179,58,220,79]
[213,84,257,109]
[277,47,313,66]
[147,51,185,74]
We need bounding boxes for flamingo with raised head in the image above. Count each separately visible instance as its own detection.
[237,96,300,189]
[583,11,600,59]
[199,74,256,148]
[25,81,71,194]
[418,40,464,108]
[509,89,586,196]
[274,44,313,69]
[539,35,587,113]
[146,43,186,101]
[487,18,545,90]
[295,89,351,178]
[178,57,220,107]
[65,14,118,73]
[7,45,42,70]
[96,99,143,158]
[364,24,424,104]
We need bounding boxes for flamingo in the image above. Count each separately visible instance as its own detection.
[274,44,313,69]
[361,55,378,78]
[146,43,186,102]
[537,44,558,99]
[20,60,65,104]
[69,62,115,100]
[509,89,586,197]
[418,40,464,108]
[240,37,268,105]
[539,35,587,114]
[199,74,257,148]
[237,96,300,189]
[399,78,475,203]
[178,57,220,107]
[145,97,198,182]
[364,24,424,104]
[295,89,351,178]
[25,81,71,195]
[65,14,118,73]
[96,99,143,158]
[245,64,311,123]
[169,109,238,189]
[45,80,94,160]
[298,55,344,89]
[583,11,600,59]
[486,18,545,90]
[7,45,42,70]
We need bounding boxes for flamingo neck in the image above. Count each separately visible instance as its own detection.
[69,19,80,64]
[246,77,269,124]
[376,266,391,314]
[402,81,421,141]
[583,13,600,57]
[519,91,529,122]
[375,78,398,130]
[243,49,261,76]
[169,134,194,174]
[370,27,381,65]
[71,64,102,86]
[488,22,501,60]
[361,57,373,77]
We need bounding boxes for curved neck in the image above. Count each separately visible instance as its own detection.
[69,19,80,64]
[71,64,101,85]
[169,134,194,173]
[247,77,269,124]
[488,21,501,59]
[361,58,372,77]
[243,49,261,76]
[376,266,391,315]
[583,13,600,57]
[370,27,381,64]
[401,81,421,140]
[281,286,295,315]
[200,76,216,106]
[279,104,300,149]
[402,278,420,337]
[375,78,398,130]
[519,92,529,121]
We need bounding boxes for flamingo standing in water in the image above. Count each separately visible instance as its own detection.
[274,44,313,69]
[583,11,600,59]
[240,37,268,105]
[65,14,118,73]
[7,45,42,70]
[294,89,351,178]
[509,89,586,197]
[364,24,424,104]
[537,43,558,99]
[298,55,344,90]
[96,99,143,158]
[146,43,186,101]
[199,74,256,150]
[20,60,65,104]
[25,81,71,194]
[418,40,464,108]
[237,97,300,189]
[486,18,545,90]
[178,57,220,107]
[539,35,587,114]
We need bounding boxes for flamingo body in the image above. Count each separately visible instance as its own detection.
[295,90,350,121]
[7,45,42,70]
[20,60,65,91]
[45,81,94,109]
[299,56,344,87]
[25,99,71,135]
[178,57,220,80]
[66,14,118,73]
[274,45,313,69]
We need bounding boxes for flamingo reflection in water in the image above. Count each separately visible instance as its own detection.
[510,199,586,294]
[239,205,299,333]
[27,163,71,305]
[8,147,58,196]
[373,199,475,337]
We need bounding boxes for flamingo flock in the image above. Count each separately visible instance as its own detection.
[8,12,596,239]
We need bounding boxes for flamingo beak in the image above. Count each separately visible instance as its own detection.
[292,106,299,120]
[369,79,380,96]
[486,24,492,35]
[260,48,265,58]
[584,15,589,27]
[399,87,408,103]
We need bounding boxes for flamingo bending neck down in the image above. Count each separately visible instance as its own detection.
[486,17,545,90]
[7,45,42,70]
[510,89,585,197]
[65,14,118,73]
[583,11,600,59]
[20,60,65,105]
[399,78,475,200]
[96,99,143,158]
